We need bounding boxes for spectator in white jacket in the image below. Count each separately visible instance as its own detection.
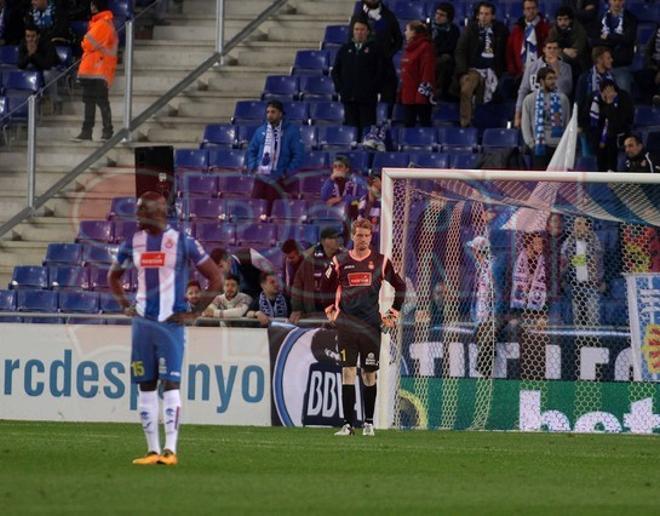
[203,274,253,319]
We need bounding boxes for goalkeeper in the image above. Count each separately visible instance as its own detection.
[321,219,406,436]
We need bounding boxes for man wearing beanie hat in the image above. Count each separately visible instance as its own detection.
[246,100,304,212]
[72,0,117,141]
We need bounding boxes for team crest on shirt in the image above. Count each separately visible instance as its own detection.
[368,261,375,270]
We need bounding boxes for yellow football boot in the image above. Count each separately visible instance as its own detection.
[132,451,160,465]
[158,449,178,466]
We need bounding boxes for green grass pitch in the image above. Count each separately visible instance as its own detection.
[1,421,659,515]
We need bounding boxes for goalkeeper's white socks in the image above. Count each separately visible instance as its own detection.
[138,390,161,454]
[163,389,181,453]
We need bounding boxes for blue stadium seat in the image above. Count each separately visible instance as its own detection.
[331,150,372,175]
[633,106,659,128]
[390,103,407,126]
[306,204,347,224]
[502,1,523,22]
[0,289,19,322]
[110,0,133,18]
[408,152,450,169]
[309,102,344,125]
[113,220,138,243]
[482,128,521,150]
[82,244,117,265]
[236,123,261,148]
[292,50,330,75]
[3,70,43,93]
[277,223,319,246]
[300,75,336,100]
[236,223,278,247]
[201,124,237,149]
[451,153,480,169]
[397,127,437,152]
[371,152,411,174]
[224,198,269,222]
[208,148,246,173]
[77,220,114,244]
[0,46,19,67]
[99,291,122,313]
[627,2,659,23]
[189,198,226,221]
[271,199,308,223]
[474,103,514,129]
[317,125,357,150]
[3,94,29,122]
[11,265,49,289]
[298,150,329,171]
[16,289,58,312]
[175,148,208,174]
[261,75,299,101]
[59,291,99,313]
[282,101,309,124]
[232,101,267,124]
[44,243,83,266]
[376,102,390,124]
[108,196,136,220]
[49,265,88,290]
[323,25,350,48]
[575,156,598,172]
[195,222,236,245]
[182,174,218,197]
[299,125,317,150]
[636,22,656,47]
[217,174,254,198]
[294,173,328,201]
[55,46,73,68]
[439,127,479,152]
[88,265,110,291]
[393,1,426,20]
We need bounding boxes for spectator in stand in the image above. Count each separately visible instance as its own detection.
[67,0,92,21]
[185,280,203,312]
[400,21,436,128]
[521,67,571,170]
[321,156,367,221]
[637,23,660,106]
[356,0,403,111]
[331,14,384,142]
[289,227,344,324]
[506,0,551,81]
[26,0,69,44]
[0,0,26,45]
[452,2,509,128]
[247,272,290,327]
[575,47,617,112]
[280,239,304,300]
[622,135,660,173]
[246,100,304,212]
[430,2,460,100]
[515,38,572,128]
[560,216,604,327]
[562,0,599,36]
[202,274,252,320]
[71,0,117,142]
[579,78,633,171]
[19,24,61,114]
[548,6,590,77]
[210,247,274,301]
[593,0,637,94]
[358,175,382,245]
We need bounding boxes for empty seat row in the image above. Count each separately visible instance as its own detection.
[0,288,128,315]
[44,242,117,266]
[10,265,133,291]
[262,75,337,101]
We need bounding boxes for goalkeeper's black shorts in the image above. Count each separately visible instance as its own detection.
[335,312,381,372]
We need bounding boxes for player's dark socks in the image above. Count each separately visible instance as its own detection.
[342,384,355,426]
[364,384,377,424]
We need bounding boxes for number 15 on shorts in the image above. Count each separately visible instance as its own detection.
[131,360,145,377]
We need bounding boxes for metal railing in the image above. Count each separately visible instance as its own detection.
[0,0,289,239]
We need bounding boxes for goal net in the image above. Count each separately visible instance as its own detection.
[378,170,660,434]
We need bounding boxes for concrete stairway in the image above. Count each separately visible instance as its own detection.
[0,0,355,286]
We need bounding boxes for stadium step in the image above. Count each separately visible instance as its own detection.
[180,0,290,17]
[0,217,77,244]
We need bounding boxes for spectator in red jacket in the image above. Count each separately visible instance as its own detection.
[400,21,436,128]
[506,0,550,80]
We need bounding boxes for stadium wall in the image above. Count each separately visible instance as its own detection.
[0,325,270,425]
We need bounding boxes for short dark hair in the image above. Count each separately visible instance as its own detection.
[592,46,612,64]
[186,280,201,290]
[333,155,351,169]
[555,6,574,19]
[266,100,284,114]
[476,2,496,15]
[434,3,455,22]
[210,248,229,264]
[407,20,429,36]
[260,271,276,284]
[24,23,39,34]
[224,273,240,284]
[523,0,538,7]
[624,134,643,145]
[350,13,371,32]
[281,238,300,254]
[599,78,617,92]
[536,66,556,83]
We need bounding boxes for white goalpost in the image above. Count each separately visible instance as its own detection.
[377,168,660,433]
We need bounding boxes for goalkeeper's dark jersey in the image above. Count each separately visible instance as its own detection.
[321,249,406,328]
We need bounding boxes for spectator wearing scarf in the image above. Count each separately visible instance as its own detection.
[506,0,550,79]
[521,67,570,170]
[594,0,637,93]
[579,79,633,171]
[431,3,460,99]
[26,0,68,44]
[400,20,437,127]
[246,100,304,213]
[575,46,619,125]
[320,156,367,218]
[247,272,290,326]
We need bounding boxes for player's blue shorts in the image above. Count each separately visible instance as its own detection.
[130,316,185,384]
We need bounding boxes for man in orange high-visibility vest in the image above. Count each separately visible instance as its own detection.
[72,0,117,142]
